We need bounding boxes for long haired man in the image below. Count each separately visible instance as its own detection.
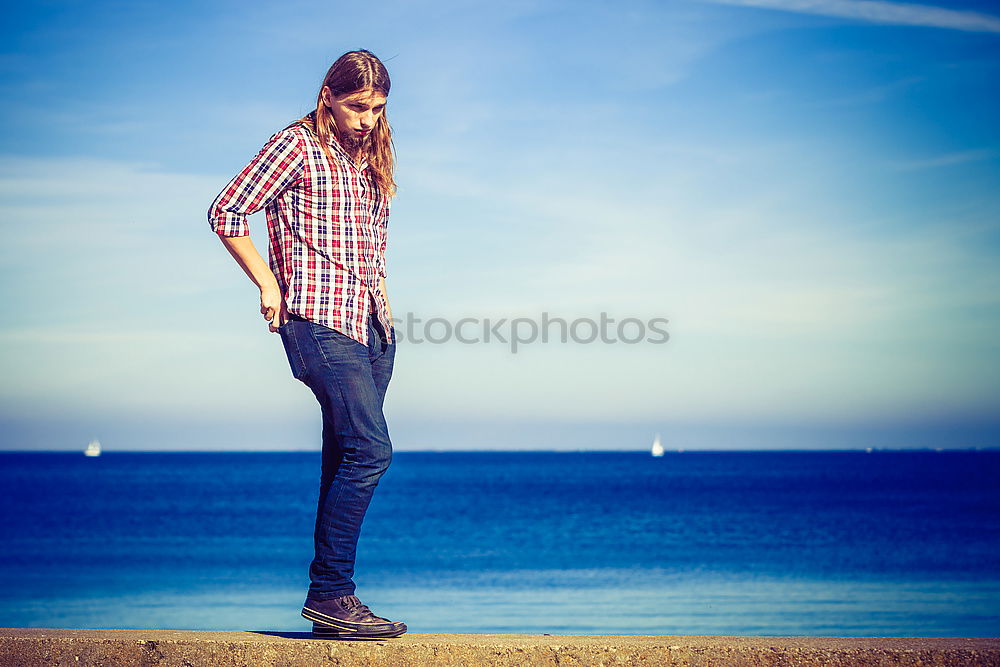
[208,50,406,639]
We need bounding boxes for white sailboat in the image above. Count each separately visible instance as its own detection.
[650,433,664,457]
[84,439,102,457]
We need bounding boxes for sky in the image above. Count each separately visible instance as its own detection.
[1,0,998,451]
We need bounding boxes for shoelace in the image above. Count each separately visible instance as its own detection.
[340,595,382,621]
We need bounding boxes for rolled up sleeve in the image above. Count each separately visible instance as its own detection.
[208,130,304,237]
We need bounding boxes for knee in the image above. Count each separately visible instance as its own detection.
[353,439,392,482]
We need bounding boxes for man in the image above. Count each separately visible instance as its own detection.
[207,50,405,639]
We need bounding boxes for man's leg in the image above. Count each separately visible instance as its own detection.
[322,314,394,515]
[296,321,393,598]
[279,314,403,637]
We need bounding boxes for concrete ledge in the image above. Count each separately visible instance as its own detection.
[1,629,998,666]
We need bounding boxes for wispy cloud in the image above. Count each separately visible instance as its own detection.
[809,75,924,108]
[887,148,998,171]
[706,0,1000,33]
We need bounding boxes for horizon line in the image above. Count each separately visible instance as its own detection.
[1,447,997,454]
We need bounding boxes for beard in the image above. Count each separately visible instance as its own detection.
[338,130,371,155]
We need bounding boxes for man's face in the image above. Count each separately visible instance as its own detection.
[323,87,386,151]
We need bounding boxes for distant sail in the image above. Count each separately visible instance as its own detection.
[84,439,101,457]
[651,433,664,457]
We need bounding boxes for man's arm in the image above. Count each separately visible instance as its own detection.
[208,130,303,332]
[380,275,392,324]
[220,235,289,333]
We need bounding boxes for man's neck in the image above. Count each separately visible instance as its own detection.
[336,131,369,164]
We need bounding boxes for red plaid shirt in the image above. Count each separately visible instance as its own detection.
[208,121,393,345]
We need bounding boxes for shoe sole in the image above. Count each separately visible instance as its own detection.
[311,623,407,640]
[302,606,407,638]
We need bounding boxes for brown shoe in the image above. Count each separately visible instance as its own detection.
[302,595,407,638]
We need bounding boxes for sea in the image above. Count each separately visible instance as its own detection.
[1,450,998,636]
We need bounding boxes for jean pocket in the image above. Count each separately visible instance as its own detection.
[279,322,310,381]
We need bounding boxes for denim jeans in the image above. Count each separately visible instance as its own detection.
[278,311,395,600]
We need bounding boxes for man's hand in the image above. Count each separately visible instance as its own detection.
[218,235,288,332]
[260,285,289,333]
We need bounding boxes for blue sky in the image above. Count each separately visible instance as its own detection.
[1,0,998,450]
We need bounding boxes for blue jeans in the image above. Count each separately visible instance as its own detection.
[278,312,395,600]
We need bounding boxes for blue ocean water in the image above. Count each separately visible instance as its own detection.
[1,451,998,636]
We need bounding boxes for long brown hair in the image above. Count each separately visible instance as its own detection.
[298,50,396,196]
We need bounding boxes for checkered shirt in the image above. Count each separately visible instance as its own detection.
[208,122,392,345]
